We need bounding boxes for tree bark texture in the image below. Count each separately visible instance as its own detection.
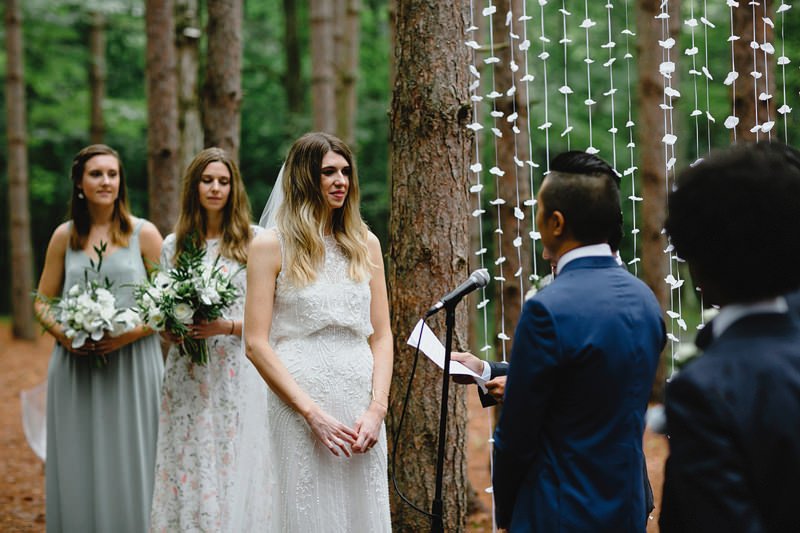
[88,10,106,145]
[310,0,337,133]
[491,0,531,357]
[203,0,243,161]
[732,0,776,142]
[283,0,303,114]
[145,0,180,236]
[335,0,360,146]
[387,0,472,530]
[176,0,203,174]
[636,0,680,399]
[5,0,36,339]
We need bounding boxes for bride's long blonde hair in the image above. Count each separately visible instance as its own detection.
[276,132,372,286]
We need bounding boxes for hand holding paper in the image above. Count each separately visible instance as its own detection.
[406,319,486,389]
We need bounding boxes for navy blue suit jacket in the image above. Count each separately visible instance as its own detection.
[660,307,800,532]
[492,256,665,531]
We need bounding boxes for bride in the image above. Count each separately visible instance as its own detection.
[244,132,393,531]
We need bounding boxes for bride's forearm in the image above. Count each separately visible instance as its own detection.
[245,338,318,419]
[369,333,393,411]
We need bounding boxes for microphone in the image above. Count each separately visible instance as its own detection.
[425,269,491,317]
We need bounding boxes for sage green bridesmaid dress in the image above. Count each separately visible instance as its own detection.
[45,220,164,532]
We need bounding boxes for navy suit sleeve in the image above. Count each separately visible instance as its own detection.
[492,299,559,528]
[489,360,509,378]
[478,361,509,408]
[660,372,763,533]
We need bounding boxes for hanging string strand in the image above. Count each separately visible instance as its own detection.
[583,0,598,155]
[559,1,573,149]
[622,0,641,274]
[777,1,793,142]
[724,0,740,139]
[603,1,619,172]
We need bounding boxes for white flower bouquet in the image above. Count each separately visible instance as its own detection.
[134,234,239,365]
[35,242,140,367]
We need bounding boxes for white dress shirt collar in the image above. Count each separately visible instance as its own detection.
[713,296,789,339]
[556,243,613,275]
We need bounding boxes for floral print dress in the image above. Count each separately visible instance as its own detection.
[150,229,270,532]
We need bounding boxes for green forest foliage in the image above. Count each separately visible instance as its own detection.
[1,1,799,314]
[0,0,391,313]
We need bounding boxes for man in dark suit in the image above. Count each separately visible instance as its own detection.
[490,153,665,531]
[659,142,800,532]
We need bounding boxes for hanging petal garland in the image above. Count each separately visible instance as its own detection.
[657,1,686,376]
[559,1,574,148]
[538,0,553,166]
[519,5,541,284]
[750,0,763,138]
[622,0,641,274]
[505,5,527,309]
[483,1,515,358]
[582,0,599,155]
[724,0,741,138]
[777,1,793,141]
[466,1,500,515]
[465,0,493,362]
[685,1,703,161]
[761,0,776,138]
[603,1,619,171]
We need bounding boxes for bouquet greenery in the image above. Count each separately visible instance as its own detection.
[34,242,140,367]
[134,234,239,365]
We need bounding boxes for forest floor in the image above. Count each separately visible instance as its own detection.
[0,323,668,532]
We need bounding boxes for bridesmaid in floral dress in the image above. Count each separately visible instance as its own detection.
[150,148,270,531]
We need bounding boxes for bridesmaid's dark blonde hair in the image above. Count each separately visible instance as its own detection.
[172,147,253,265]
[277,132,372,286]
[68,144,133,250]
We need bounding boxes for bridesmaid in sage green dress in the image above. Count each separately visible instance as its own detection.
[34,144,164,532]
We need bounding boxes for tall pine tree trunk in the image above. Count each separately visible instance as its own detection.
[176,0,203,173]
[732,0,776,142]
[637,0,680,399]
[387,0,471,530]
[88,10,106,144]
[283,0,303,114]
[335,0,360,146]
[310,0,337,133]
[5,0,36,340]
[492,0,531,355]
[203,0,243,161]
[145,0,180,236]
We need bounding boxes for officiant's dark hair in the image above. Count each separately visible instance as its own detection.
[666,141,800,303]
[542,151,621,246]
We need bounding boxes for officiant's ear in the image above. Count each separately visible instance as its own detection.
[549,210,566,237]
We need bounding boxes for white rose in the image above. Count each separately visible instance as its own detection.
[68,284,81,297]
[77,293,92,308]
[173,302,195,324]
[147,309,166,330]
[95,288,115,305]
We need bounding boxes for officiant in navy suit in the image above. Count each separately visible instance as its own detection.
[491,154,665,531]
[659,142,800,532]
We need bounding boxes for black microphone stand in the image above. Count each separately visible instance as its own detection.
[430,302,456,533]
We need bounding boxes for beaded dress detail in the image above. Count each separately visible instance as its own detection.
[267,234,391,532]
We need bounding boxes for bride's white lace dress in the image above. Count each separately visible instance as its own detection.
[268,233,391,532]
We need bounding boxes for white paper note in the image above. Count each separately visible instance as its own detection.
[406,319,486,389]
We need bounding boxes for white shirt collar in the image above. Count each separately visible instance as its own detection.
[713,297,789,339]
[556,243,613,275]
